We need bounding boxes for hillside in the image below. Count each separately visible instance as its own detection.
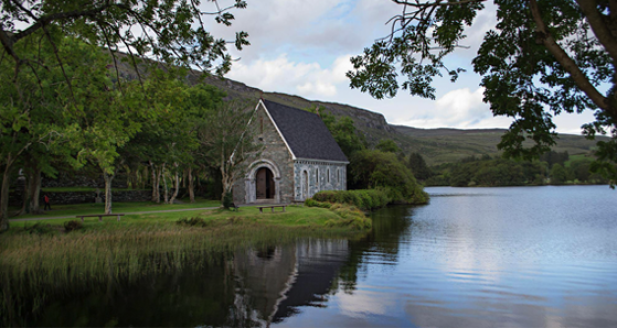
[192,75,597,165]
[115,58,598,165]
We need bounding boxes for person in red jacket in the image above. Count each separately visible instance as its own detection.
[43,194,51,211]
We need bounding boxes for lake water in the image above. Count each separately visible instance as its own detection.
[27,186,617,327]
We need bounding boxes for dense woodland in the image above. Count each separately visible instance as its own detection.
[408,151,609,187]
[0,33,260,221]
[0,33,428,226]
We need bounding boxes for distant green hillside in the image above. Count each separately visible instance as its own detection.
[191,74,597,165]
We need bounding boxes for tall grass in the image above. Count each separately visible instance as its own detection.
[0,218,367,326]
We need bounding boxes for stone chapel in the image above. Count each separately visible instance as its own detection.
[232,99,349,205]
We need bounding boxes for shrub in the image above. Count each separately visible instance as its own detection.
[63,220,83,232]
[304,199,331,208]
[222,191,234,209]
[349,149,428,204]
[176,217,208,227]
[311,189,391,210]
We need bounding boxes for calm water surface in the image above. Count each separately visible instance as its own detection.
[30,185,617,327]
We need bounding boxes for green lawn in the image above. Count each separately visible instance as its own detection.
[8,205,342,230]
[9,198,221,220]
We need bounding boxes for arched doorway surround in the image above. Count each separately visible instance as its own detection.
[245,159,281,203]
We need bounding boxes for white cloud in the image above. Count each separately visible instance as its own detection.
[391,87,501,129]
[228,54,354,98]
[204,1,591,134]
[435,87,488,124]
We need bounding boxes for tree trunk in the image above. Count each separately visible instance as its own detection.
[0,170,10,232]
[30,168,41,214]
[103,172,114,214]
[0,165,12,232]
[188,167,195,203]
[169,169,180,204]
[151,161,161,203]
[220,163,234,203]
[162,164,169,204]
[18,171,31,216]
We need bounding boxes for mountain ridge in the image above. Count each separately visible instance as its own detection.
[196,74,597,164]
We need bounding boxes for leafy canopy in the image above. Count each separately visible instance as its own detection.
[347,0,617,185]
[0,0,249,80]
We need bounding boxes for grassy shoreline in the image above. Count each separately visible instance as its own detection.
[1,204,371,276]
[1,201,371,325]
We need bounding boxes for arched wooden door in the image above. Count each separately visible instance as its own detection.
[256,167,276,199]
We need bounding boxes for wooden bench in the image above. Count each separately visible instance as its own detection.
[76,214,125,222]
[257,205,286,213]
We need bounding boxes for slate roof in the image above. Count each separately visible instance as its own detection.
[262,99,349,163]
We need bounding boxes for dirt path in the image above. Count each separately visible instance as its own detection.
[9,206,221,222]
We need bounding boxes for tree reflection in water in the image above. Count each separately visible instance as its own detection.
[5,208,415,327]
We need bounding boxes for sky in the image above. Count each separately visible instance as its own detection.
[205,0,597,134]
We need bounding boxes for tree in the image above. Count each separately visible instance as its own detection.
[347,0,617,185]
[350,150,428,204]
[306,106,366,158]
[183,84,226,202]
[551,163,568,185]
[0,0,248,78]
[376,139,400,153]
[197,101,260,205]
[1,0,249,230]
[408,152,432,180]
[0,33,96,230]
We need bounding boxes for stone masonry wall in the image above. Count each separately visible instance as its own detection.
[42,172,128,188]
[233,104,295,205]
[293,161,346,201]
[7,190,151,206]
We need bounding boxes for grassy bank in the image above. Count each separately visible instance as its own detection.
[1,205,370,282]
[1,204,370,325]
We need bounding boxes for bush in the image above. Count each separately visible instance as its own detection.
[311,189,391,210]
[349,150,427,204]
[304,199,331,208]
[222,191,234,209]
[63,220,83,232]
[176,217,208,227]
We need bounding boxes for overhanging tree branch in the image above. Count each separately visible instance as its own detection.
[576,0,617,64]
[530,0,612,117]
